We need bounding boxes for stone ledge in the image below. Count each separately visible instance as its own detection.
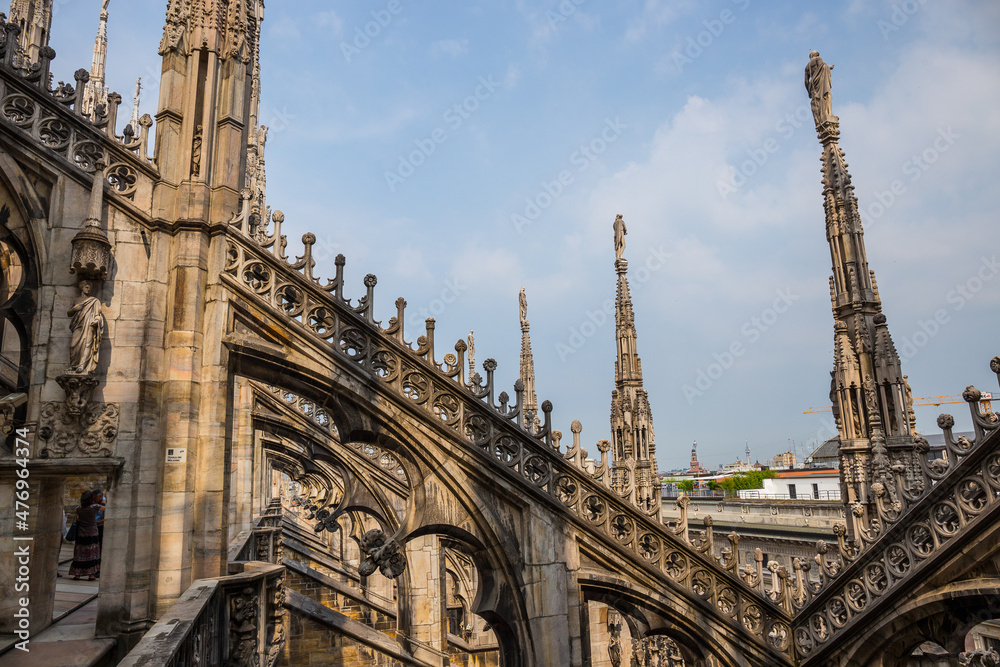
[0,457,125,480]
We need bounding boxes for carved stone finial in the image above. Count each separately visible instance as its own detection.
[963,385,982,403]
[71,163,112,279]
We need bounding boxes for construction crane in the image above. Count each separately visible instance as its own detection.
[803,393,995,414]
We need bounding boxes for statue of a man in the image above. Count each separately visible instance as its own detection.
[191,125,203,178]
[68,280,104,374]
[519,287,527,324]
[804,50,835,127]
[614,214,627,260]
[608,632,622,667]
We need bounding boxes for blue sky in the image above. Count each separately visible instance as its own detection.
[49,0,999,471]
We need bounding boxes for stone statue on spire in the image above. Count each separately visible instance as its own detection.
[128,77,142,136]
[613,214,627,260]
[467,330,476,383]
[804,50,836,128]
[517,288,540,431]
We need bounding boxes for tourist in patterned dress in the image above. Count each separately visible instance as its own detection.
[68,491,101,580]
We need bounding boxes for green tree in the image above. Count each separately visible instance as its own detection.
[717,470,776,497]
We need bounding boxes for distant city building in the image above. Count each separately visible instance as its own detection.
[720,459,757,473]
[739,469,841,501]
[804,437,840,469]
[771,450,797,470]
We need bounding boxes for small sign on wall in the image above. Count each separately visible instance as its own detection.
[166,448,187,463]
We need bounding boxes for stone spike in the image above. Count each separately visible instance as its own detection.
[518,288,540,431]
[81,0,110,119]
[467,330,476,383]
[394,298,407,343]
[128,77,142,136]
[298,233,315,281]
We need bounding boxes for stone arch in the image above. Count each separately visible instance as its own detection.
[579,575,770,667]
[399,525,527,667]
[840,578,1000,666]
[252,397,405,531]
[0,152,41,446]
[225,339,542,664]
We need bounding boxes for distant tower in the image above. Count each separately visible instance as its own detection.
[518,288,540,431]
[608,214,659,514]
[7,0,52,63]
[745,439,750,466]
[806,51,919,541]
[687,441,706,475]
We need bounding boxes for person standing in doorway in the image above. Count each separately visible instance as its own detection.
[68,491,101,580]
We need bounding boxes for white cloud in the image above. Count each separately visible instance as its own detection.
[268,16,302,42]
[431,38,469,58]
[625,0,695,44]
[393,247,434,283]
[504,63,521,89]
[315,11,343,38]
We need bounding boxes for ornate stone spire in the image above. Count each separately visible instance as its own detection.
[128,77,142,136]
[7,0,52,64]
[518,288,540,431]
[807,51,918,540]
[608,214,659,513]
[467,330,476,383]
[82,0,111,120]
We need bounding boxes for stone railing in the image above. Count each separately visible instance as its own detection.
[227,504,284,566]
[118,562,286,667]
[223,222,797,660]
[0,14,156,204]
[791,358,1000,662]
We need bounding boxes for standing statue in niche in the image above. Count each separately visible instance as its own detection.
[804,50,836,127]
[191,125,203,178]
[614,213,627,260]
[607,613,623,667]
[68,280,104,375]
[608,629,622,667]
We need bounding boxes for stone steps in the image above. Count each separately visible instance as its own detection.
[283,589,436,667]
